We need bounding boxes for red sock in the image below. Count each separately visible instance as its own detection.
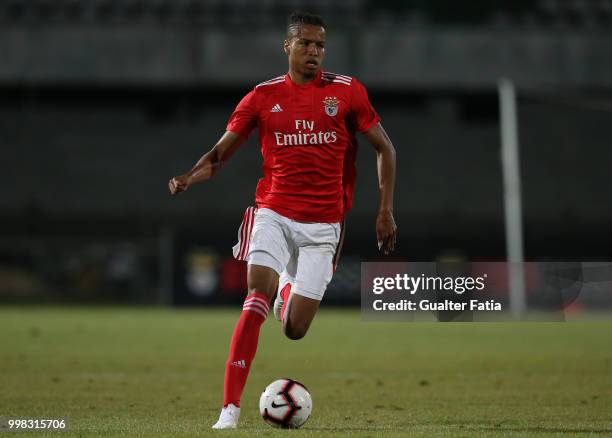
[279,283,292,322]
[223,292,269,408]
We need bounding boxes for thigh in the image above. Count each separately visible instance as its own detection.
[247,208,292,276]
[278,248,298,292]
[292,221,340,301]
[293,244,336,301]
[284,222,340,335]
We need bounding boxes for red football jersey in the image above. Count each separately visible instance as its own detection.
[226,70,380,223]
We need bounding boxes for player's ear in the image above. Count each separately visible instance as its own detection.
[283,40,290,55]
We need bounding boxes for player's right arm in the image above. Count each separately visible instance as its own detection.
[168,131,246,195]
[169,87,258,196]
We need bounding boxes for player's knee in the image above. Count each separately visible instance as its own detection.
[283,322,309,340]
[285,328,306,340]
[247,285,274,301]
[246,265,278,301]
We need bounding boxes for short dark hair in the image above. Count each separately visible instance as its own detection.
[287,11,326,39]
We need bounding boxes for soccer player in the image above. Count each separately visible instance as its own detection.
[169,11,397,429]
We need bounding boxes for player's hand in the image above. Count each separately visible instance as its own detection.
[376,209,397,255]
[168,174,190,195]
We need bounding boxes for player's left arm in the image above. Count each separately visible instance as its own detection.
[363,123,397,255]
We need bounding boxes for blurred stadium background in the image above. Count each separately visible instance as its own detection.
[1,0,612,309]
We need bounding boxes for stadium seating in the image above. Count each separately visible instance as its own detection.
[1,0,610,28]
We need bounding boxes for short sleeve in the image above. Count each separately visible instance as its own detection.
[351,79,380,133]
[226,89,258,138]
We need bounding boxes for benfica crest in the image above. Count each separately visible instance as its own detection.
[323,96,339,117]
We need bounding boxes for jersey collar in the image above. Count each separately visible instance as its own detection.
[285,69,323,88]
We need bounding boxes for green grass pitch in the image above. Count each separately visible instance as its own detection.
[1,307,611,437]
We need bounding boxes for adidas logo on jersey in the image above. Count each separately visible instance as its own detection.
[230,359,246,368]
[270,104,283,112]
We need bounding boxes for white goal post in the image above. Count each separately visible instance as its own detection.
[498,78,527,318]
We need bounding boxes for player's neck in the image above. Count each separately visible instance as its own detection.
[288,70,317,86]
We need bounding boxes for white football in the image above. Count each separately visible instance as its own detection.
[259,378,312,428]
